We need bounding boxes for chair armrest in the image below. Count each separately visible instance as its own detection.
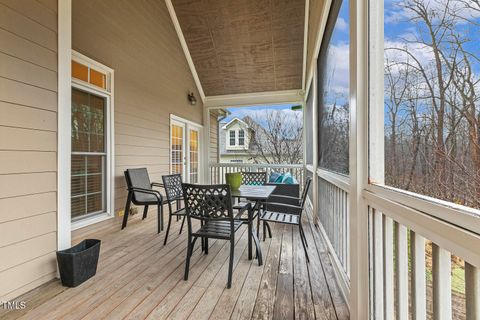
[265,202,302,215]
[269,194,301,201]
[234,202,252,220]
[128,187,164,202]
[236,201,251,212]
[151,182,164,188]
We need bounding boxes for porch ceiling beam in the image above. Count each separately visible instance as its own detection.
[165,0,206,103]
[203,90,304,109]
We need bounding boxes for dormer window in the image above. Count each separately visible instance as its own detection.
[238,129,245,146]
[229,130,236,146]
[223,118,249,150]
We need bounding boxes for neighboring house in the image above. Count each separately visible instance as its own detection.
[219,117,254,163]
[209,109,229,164]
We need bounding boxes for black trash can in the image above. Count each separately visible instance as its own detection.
[56,239,101,287]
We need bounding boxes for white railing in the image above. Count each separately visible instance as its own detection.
[209,163,305,187]
[365,189,480,320]
[307,166,351,301]
[318,175,350,277]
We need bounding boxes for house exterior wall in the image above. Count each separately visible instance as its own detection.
[0,0,59,300]
[72,0,203,229]
[210,113,219,163]
[0,0,204,300]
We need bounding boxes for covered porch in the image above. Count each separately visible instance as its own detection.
[0,204,348,320]
[1,0,480,319]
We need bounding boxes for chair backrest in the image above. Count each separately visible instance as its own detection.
[241,172,267,186]
[300,177,313,209]
[124,168,152,202]
[162,174,183,202]
[182,184,234,222]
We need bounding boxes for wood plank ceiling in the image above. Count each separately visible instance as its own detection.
[172,0,306,96]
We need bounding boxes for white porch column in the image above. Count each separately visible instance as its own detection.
[57,0,72,251]
[349,0,370,318]
[312,62,319,224]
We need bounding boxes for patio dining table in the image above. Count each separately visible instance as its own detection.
[231,185,276,266]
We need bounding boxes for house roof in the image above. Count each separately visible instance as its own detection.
[221,117,249,130]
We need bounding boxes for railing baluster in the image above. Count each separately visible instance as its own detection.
[433,244,452,320]
[395,222,408,320]
[411,230,426,320]
[466,262,480,320]
[373,209,384,320]
[383,216,394,320]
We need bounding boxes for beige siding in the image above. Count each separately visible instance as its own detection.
[210,113,219,163]
[72,0,204,233]
[0,0,58,300]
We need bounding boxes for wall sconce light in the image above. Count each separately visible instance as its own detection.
[188,92,197,105]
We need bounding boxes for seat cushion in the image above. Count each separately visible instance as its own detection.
[260,211,299,225]
[193,220,243,239]
[134,192,160,204]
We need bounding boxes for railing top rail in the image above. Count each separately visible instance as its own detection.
[209,163,304,169]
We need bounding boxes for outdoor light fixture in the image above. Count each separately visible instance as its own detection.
[188,92,197,105]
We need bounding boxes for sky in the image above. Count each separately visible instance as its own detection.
[225,0,480,128]
[222,104,302,127]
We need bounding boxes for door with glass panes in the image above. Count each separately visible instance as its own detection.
[170,118,201,183]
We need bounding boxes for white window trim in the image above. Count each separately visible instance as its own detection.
[238,129,245,146]
[228,129,237,147]
[226,128,248,150]
[71,51,115,231]
[169,114,203,183]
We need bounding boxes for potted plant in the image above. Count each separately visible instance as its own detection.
[56,239,101,287]
[225,172,242,190]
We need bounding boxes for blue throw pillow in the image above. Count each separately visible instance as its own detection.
[281,172,297,184]
[275,174,285,183]
[269,172,281,183]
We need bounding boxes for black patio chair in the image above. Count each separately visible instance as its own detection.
[182,184,247,288]
[122,168,165,233]
[259,177,312,262]
[162,174,186,245]
[241,171,267,185]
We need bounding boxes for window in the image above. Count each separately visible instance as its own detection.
[382,0,480,210]
[238,129,245,146]
[229,130,236,146]
[189,129,199,183]
[71,89,106,219]
[72,60,107,90]
[317,0,350,175]
[71,51,113,222]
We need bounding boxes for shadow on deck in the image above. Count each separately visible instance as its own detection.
[0,207,349,319]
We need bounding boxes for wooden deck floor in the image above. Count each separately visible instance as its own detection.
[1,207,349,320]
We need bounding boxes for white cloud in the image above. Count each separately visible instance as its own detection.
[324,43,350,94]
[336,17,348,31]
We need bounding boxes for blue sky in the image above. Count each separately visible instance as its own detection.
[223,104,301,125]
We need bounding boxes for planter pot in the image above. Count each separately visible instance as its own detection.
[56,239,101,287]
[225,172,242,190]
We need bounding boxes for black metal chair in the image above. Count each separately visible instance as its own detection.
[260,177,312,262]
[122,168,165,233]
[241,171,267,185]
[162,174,186,245]
[182,184,247,288]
